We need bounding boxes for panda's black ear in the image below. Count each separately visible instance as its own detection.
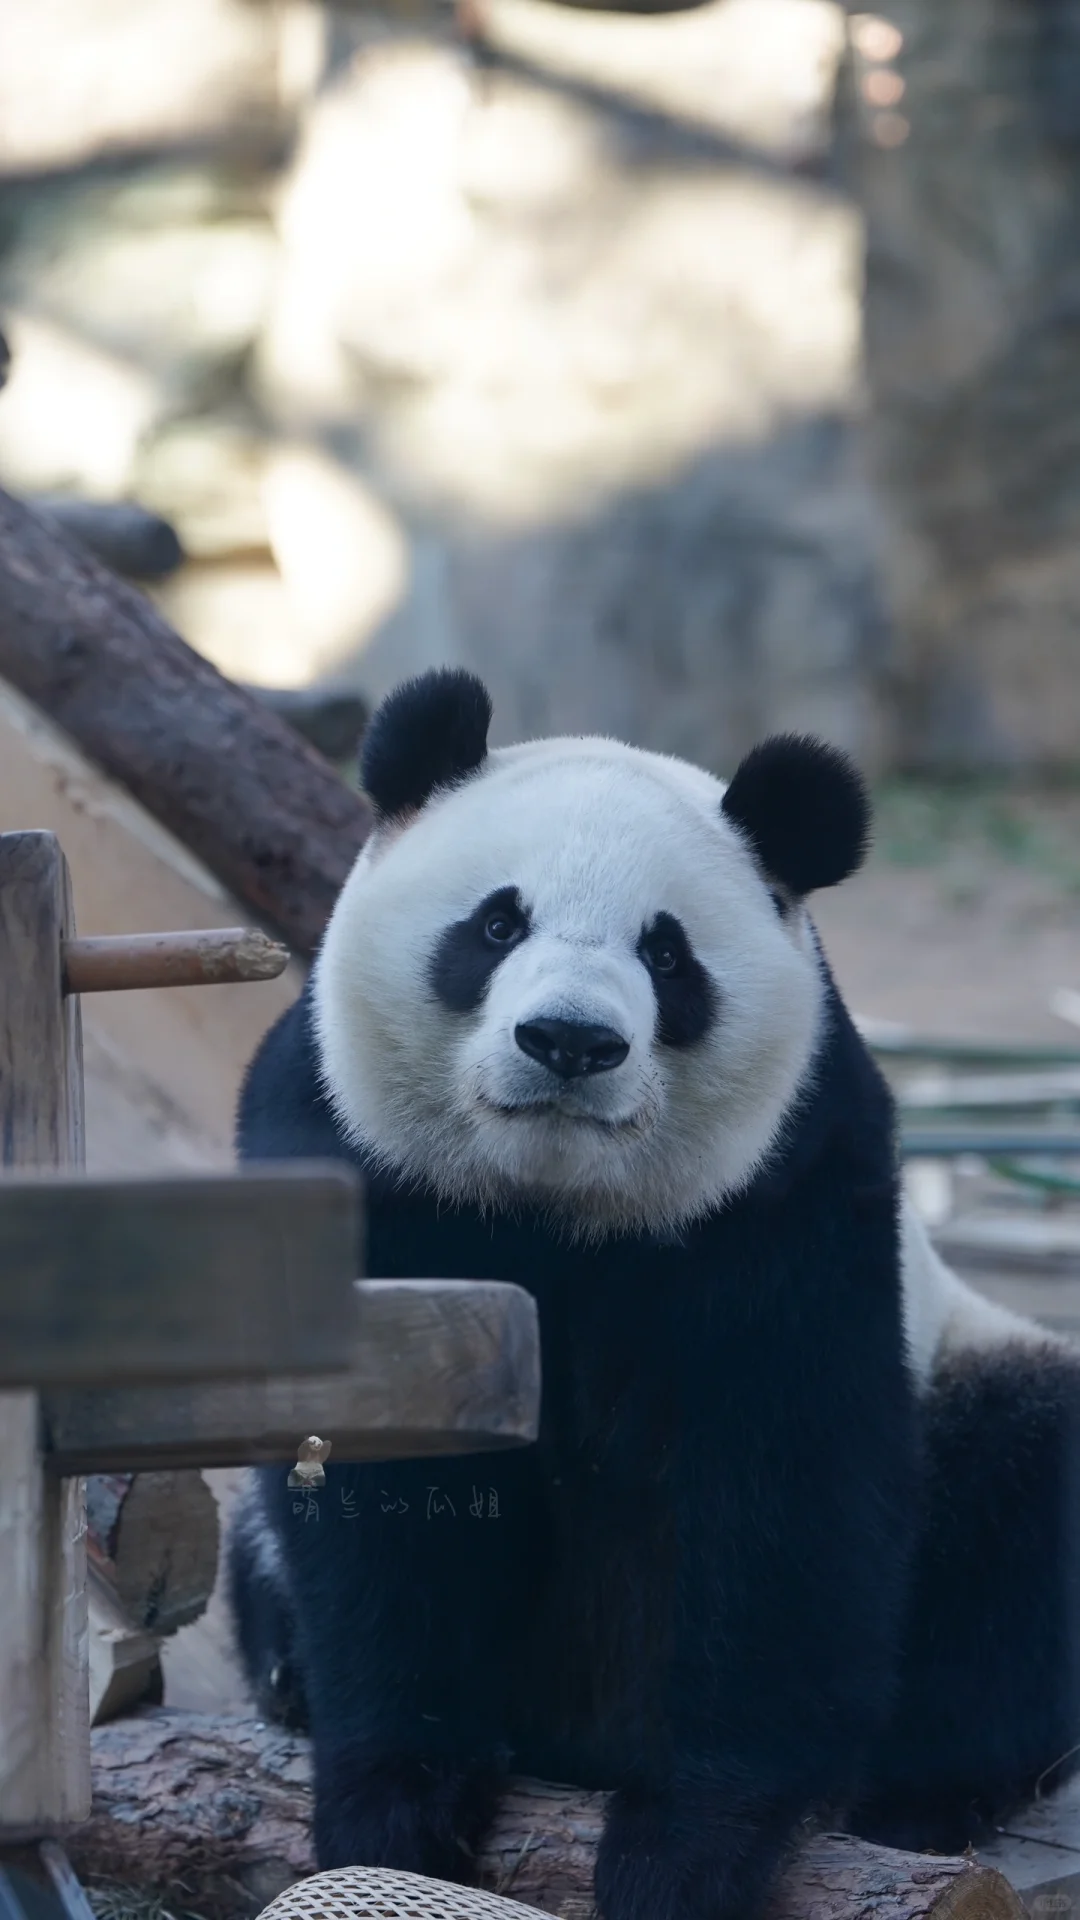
[361,669,492,820]
[720,735,870,896]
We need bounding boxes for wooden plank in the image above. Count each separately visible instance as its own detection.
[42,1279,541,1473]
[0,831,90,1829]
[0,1164,362,1388]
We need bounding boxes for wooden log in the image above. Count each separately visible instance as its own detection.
[32,500,184,585]
[0,832,90,1830]
[85,1471,219,1636]
[71,1710,1025,1920]
[62,927,289,995]
[43,1279,542,1473]
[0,486,371,956]
[0,1164,362,1389]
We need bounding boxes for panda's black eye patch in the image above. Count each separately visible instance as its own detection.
[638,912,715,1047]
[430,887,530,1013]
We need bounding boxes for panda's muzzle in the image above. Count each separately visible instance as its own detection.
[514,1017,630,1081]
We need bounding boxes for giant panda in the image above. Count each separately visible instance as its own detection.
[227,668,1080,1918]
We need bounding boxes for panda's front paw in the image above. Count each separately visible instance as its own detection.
[595,1780,796,1920]
[313,1750,499,1882]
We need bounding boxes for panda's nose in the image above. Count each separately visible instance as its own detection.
[514,1018,630,1081]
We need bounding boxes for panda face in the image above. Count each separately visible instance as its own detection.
[314,732,832,1236]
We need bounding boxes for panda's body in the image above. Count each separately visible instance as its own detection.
[228,672,1080,1920]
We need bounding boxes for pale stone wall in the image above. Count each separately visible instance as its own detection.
[846,0,1080,773]
[0,0,888,777]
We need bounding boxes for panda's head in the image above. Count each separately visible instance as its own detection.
[313,669,870,1237]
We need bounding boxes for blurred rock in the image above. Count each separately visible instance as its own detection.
[262,445,409,676]
[135,418,272,561]
[479,0,846,164]
[0,161,277,502]
[0,0,287,175]
[847,0,1080,772]
[150,563,301,688]
[356,416,888,764]
[0,0,896,772]
[0,163,276,400]
[254,13,884,772]
[0,310,163,498]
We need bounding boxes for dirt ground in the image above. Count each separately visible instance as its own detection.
[816,780,1080,1042]
[163,777,1080,1717]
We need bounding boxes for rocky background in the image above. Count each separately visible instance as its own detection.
[0,0,1076,776]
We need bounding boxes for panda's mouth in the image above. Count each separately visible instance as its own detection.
[478,1096,640,1134]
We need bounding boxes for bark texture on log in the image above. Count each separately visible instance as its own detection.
[0,486,371,955]
[86,1472,220,1637]
[74,1711,1025,1920]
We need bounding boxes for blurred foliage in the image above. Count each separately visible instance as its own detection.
[872,778,1080,895]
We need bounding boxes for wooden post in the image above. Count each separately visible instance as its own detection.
[0,832,90,1828]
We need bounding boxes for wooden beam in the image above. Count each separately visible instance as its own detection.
[0,831,90,1829]
[0,1165,362,1388]
[0,487,370,956]
[43,1279,541,1473]
[73,1710,1025,1920]
[62,928,289,994]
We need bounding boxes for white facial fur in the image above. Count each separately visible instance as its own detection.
[314,737,825,1237]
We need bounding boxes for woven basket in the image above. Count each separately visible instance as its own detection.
[258,1869,550,1920]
